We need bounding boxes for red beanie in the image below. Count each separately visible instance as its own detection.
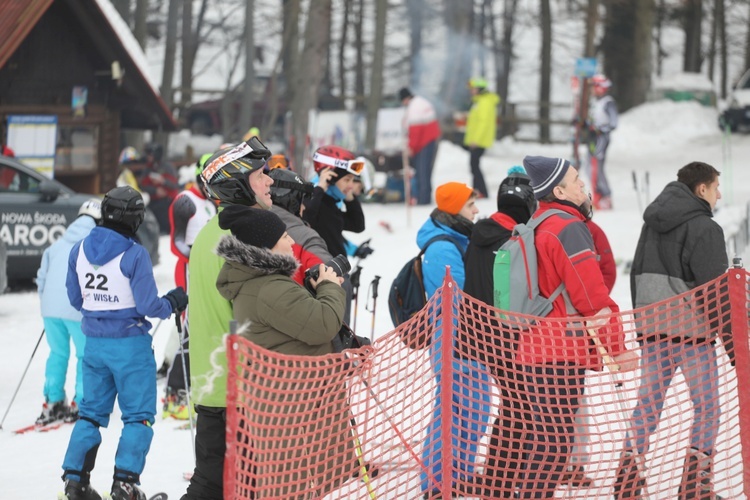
[435,182,475,215]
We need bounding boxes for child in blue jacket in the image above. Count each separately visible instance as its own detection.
[61,186,187,500]
[36,199,101,426]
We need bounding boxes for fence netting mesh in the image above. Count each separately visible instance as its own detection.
[225,269,750,499]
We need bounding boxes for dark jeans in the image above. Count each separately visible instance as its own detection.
[182,406,226,500]
[518,364,585,499]
[469,147,488,197]
[411,140,438,205]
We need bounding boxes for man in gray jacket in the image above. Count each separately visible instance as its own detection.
[615,161,729,500]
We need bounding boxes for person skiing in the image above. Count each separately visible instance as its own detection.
[463,77,500,198]
[587,74,618,210]
[162,154,216,420]
[61,186,187,500]
[35,199,101,426]
[400,86,441,205]
[182,137,273,500]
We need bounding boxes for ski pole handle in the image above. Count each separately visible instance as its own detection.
[371,275,381,299]
[175,312,182,334]
[586,328,620,372]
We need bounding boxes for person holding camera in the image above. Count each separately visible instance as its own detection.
[61,186,187,500]
[302,145,366,324]
[215,204,363,497]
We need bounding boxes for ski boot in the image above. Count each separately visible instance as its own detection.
[162,387,191,420]
[110,480,146,500]
[64,401,80,423]
[613,450,645,499]
[677,448,724,500]
[62,479,101,500]
[36,399,67,425]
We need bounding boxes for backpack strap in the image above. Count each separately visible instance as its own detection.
[418,234,465,259]
[521,208,568,232]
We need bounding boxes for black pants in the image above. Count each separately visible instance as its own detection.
[518,364,585,499]
[469,147,488,197]
[182,406,226,500]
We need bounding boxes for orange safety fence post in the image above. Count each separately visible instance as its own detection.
[728,264,750,498]
[439,266,455,498]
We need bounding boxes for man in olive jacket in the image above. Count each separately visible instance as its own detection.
[615,161,729,500]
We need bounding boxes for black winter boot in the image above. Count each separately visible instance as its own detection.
[613,450,645,499]
[677,448,723,500]
[110,480,146,500]
[63,479,101,500]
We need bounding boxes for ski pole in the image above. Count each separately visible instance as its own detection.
[632,171,642,214]
[366,276,381,342]
[644,171,650,206]
[350,263,363,332]
[175,313,196,462]
[0,329,45,430]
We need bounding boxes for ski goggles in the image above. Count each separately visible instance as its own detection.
[202,138,271,183]
[313,152,365,176]
[266,154,289,170]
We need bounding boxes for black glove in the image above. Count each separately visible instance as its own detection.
[354,239,374,259]
[164,287,188,313]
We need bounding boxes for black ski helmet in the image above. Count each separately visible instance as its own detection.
[497,170,536,216]
[269,168,314,217]
[101,186,146,233]
[201,137,272,206]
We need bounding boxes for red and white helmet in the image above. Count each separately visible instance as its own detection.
[312,145,363,178]
[591,74,612,90]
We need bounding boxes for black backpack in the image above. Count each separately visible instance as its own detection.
[388,234,464,328]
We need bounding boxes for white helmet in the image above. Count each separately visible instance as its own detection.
[78,198,102,221]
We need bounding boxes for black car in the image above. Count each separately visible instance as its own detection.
[0,155,159,286]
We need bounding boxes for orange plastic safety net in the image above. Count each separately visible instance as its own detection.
[224,268,750,499]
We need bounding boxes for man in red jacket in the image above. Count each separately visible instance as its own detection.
[516,155,638,498]
[400,87,441,205]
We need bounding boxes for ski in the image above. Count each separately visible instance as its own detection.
[378,220,393,233]
[183,471,193,481]
[101,493,168,500]
[14,420,69,434]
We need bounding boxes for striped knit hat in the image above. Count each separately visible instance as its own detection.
[522,156,572,200]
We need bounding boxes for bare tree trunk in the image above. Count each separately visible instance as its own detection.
[478,0,490,77]
[133,0,148,49]
[708,0,716,82]
[441,0,474,114]
[239,0,256,135]
[682,0,703,72]
[354,0,365,111]
[539,0,551,144]
[365,0,387,150]
[337,0,351,97]
[406,0,424,89]
[112,0,131,25]
[745,1,750,72]
[602,0,654,112]
[655,0,666,76]
[155,0,180,150]
[290,0,333,174]
[717,0,727,99]
[584,0,598,57]
[497,0,518,138]
[282,0,301,112]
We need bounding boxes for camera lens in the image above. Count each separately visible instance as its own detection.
[305,254,351,282]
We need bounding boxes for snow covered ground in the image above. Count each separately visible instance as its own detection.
[1,98,749,499]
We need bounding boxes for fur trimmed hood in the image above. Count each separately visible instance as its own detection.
[216,234,300,278]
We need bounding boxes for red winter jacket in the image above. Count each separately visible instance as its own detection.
[403,95,441,155]
[585,219,616,293]
[517,201,625,367]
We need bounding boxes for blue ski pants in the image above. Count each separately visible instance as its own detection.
[43,317,86,404]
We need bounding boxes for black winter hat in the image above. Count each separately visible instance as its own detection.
[398,87,413,101]
[218,205,286,249]
[523,155,572,200]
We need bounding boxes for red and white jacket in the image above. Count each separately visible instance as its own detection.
[403,95,441,155]
[517,201,625,367]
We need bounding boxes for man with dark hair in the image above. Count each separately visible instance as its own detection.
[614,161,729,500]
[400,87,441,205]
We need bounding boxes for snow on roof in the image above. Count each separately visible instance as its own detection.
[93,0,161,96]
[653,72,715,92]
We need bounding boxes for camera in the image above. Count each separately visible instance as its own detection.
[305,254,351,284]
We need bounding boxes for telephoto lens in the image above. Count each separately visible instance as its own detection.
[305,254,351,282]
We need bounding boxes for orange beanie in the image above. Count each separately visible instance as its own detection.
[435,182,475,215]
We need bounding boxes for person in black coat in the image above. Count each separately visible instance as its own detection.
[461,168,537,498]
